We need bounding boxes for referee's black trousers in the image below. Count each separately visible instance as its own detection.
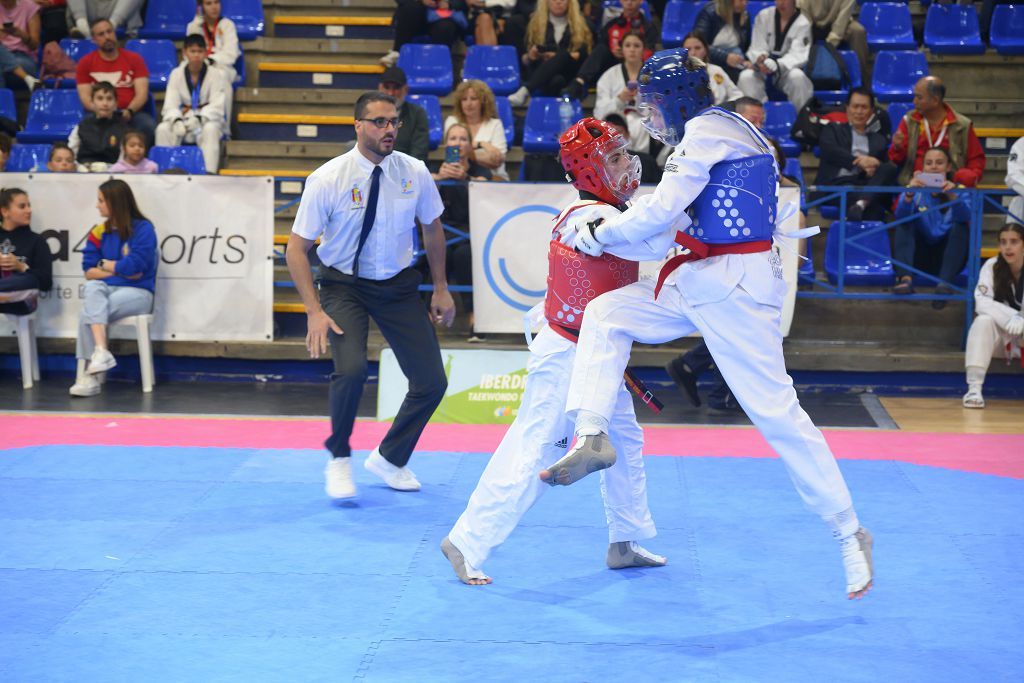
[319,267,447,467]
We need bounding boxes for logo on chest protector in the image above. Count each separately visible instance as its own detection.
[769,246,784,281]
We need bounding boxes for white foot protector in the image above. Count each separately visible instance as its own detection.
[607,541,667,569]
[440,536,491,585]
[842,527,874,598]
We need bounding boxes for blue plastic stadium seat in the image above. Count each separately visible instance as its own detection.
[924,4,985,55]
[825,220,895,286]
[138,0,194,39]
[871,50,928,103]
[233,48,245,88]
[990,5,1024,56]
[763,101,800,156]
[462,46,520,96]
[398,44,453,96]
[887,101,914,127]
[814,50,861,105]
[150,146,207,175]
[747,1,774,21]
[222,0,266,41]
[522,97,582,153]
[59,38,97,62]
[18,90,82,143]
[6,144,51,172]
[125,39,178,91]
[0,88,14,120]
[494,96,514,147]
[661,0,703,48]
[860,3,916,51]
[406,93,442,150]
[783,157,804,187]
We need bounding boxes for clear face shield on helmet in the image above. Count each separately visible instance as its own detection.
[637,90,682,146]
[593,135,642,203]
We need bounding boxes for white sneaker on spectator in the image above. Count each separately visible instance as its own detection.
[325,457,357,499]
[23,75,38,92]
[70,18,90,38]
[364,447,420,491]
[508,86,530,107]
[379,50,399,67]
[87,347,117,374]
[69,375,101,397]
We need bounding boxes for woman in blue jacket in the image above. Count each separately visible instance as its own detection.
[70,179,157,397]
[892,147,970,305]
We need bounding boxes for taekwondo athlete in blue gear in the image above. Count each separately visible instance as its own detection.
[539,48,875,600]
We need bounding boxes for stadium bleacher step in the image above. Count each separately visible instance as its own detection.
[236,113,356,142]
[272,16,393,40]
[245,36,390,65]
[265,0,395,19]
[257,62,384,89]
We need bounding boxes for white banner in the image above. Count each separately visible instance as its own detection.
[0,173,275,341]
[469,182,800,335]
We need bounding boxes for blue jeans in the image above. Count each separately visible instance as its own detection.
[76,280,154,359]
[0,45,36,81]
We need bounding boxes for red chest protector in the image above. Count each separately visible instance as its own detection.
[544,202,639,341]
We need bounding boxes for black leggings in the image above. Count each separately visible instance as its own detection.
[523,50,585,95]
[392,1,463,50]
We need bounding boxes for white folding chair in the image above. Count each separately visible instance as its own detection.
[110,313,155,393]
[5,312,39,389]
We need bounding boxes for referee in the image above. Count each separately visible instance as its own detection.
[286,91,456,501]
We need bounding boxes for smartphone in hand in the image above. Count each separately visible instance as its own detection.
[916,172,947,188]
[445,145,460,164]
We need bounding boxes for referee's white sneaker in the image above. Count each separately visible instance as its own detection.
[842,527,874,599]
[325,457,357,500]
[364,447,421,491]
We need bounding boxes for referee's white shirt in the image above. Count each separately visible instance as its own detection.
[291,147,445,280]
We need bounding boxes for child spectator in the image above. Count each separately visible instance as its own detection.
[694,0,752,83]
[507,0,592,106]
[186,0,239,121]
[0,187,52,316]
[682,32,743,105]
[154,34,228,174]
[109,130,157,173]
[69,178,156,397]
[444,79,508,180]
[68,80,127,171]
[562,0,655,100]
[892,147,969,302]
[0,0,41,91]
[962,223,1023,408]
[46,141,77,172]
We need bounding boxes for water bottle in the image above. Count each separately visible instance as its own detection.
[558,96,574,133]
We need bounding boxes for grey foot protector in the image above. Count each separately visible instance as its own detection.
[606,542,668,569]
[856,528,874,583]
[544,434,617,486]
[440,536,485,585]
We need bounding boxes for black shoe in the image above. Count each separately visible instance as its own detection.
[665,357,701,407]
[932,283,954,310]
[561,80,585,101]
[708,397,743,413]
[846,203,865,222]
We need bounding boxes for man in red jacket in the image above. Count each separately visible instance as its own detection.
[888,76,985,187]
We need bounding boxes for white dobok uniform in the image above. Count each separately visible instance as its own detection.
[155,64,229,173]
[447,202,675,571]
[966,256,1023,370]
[566,108,859,535]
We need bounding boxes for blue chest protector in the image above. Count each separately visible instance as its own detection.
[683,154,778,245]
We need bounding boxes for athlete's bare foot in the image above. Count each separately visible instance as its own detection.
[539,433,617,486]
[843,527,873,600]
[440,536,492,586]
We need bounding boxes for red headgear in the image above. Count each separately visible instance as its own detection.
[559,118,642,206]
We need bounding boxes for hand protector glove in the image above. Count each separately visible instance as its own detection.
[574,218,606,257]
[183,111,202,134]
[1007,314,1024,338]
[171,119,187,137]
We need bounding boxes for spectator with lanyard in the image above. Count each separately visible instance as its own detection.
[186,0,239,86]
[738,0,813,111]
[694,0,752,83]
[561,0,655,101]
[0,0,41,91]
[963,223,1024,408]
[507,0,592,106]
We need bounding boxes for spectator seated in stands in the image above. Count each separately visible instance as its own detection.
[694,0,752,83]
[1005,135,1024,225]
[68,80,128,172]
[154,34,228,174]
[738,0,813,111]
[0,132,10,170]
[381,0,469,67]
[69,177,156,397]
[889,76,985,189]
[962,222,1024,408]
[429,122,490,340]
[46,141,77,171]
[733,94,764,128]
[36,0,68,46]
[683,31,743,105]
[602,113,660,182]
[593,31,650,153]
[797,0,868,80]
[109,129,157,173]
[815,87,898,221]
[378,65,430,162]
[507,0,592,106]
[186,0,240,86]
[467,0,513,46]
[67,0,143,39]
[561,0,655,101]
[0,187,53,316]
[500,0,539,58]
[892,147,970,301]
[0,0,41,91]
[444,79,509,180]
[75,18,155,143]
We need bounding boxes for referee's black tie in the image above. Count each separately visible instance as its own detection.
[352,165,383,278]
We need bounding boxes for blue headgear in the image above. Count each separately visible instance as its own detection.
[636,48,714,146]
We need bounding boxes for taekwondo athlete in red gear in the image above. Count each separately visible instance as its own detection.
[440,119,676,585]
[540,49,875,600]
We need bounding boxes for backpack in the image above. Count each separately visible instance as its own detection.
[789,97,844,148]
[39,41,77,82]
[806,41,849,92]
